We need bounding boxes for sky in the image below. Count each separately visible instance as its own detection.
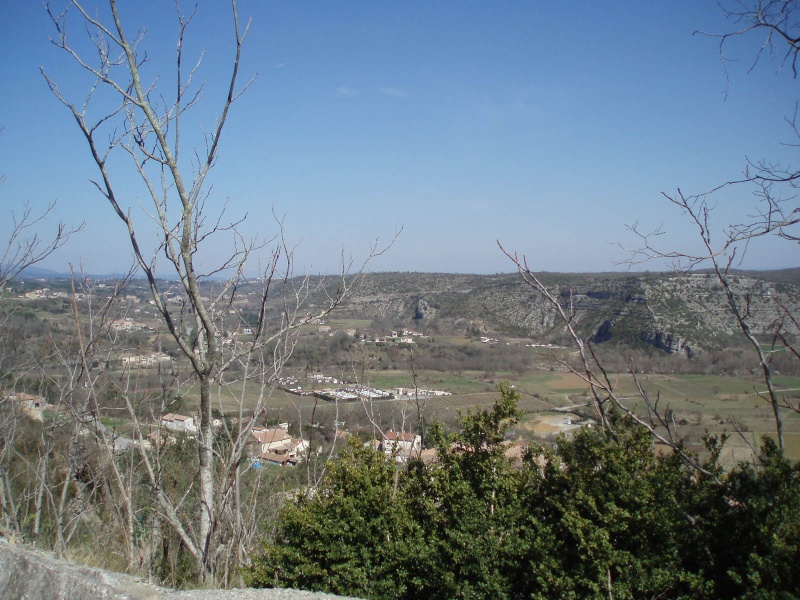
[0,1,797,276]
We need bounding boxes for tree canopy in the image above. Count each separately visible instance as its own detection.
[246,384,800,599]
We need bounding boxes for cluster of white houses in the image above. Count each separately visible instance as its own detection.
[392,387,452,398]
[277,374,395,402]
[389,329,425,338]
[277,372,451,403]
[121,352,172,368]
[159,412,429,466]
[112,317,149,332]
[366,328,427,344]
[314,326,426,345]
[159,413,309,466]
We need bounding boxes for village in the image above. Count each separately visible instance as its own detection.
[2,280,595,471]
[162,411,434,467]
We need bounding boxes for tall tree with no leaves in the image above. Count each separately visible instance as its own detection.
[41,0,389,578]
[623,0,800,451]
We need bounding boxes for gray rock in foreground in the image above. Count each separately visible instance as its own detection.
[0,539,360,600]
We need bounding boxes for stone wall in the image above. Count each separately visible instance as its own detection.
[0,539,358,600]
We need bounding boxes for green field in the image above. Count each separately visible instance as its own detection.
[172,367,800,461]
[179,382,319,414]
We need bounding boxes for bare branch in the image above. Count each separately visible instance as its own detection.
[0,201,83,290]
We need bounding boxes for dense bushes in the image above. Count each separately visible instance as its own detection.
[246,385,800,599]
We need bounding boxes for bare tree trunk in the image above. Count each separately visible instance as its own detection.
[625,190,791,451]
[54,446,74,558]
[198,373,214,576]
[33,451,48,536]
[43,0,396,584]
[499,242,724,480]
[0,467,20,532]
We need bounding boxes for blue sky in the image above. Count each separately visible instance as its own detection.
[0,1,797,275]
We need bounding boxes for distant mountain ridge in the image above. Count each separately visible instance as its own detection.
[13,266,800,356]
[14,265,131,280]
[340,269,800,356]
[12,265,66,279]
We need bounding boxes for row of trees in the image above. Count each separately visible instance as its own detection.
[287,333,533,377]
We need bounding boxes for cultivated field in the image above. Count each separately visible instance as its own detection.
[165,366,800,462]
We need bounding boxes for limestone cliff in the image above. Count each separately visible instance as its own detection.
[338,270,800,354]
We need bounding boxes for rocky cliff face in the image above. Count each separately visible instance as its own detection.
[341,270,800,355]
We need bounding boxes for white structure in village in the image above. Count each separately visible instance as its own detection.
[380,430,422,462]
[122,352,172,368]
[248,426,308,466]
[160,413,197,433]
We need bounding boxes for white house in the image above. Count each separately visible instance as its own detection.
[381,430,422,459]
[250,427,292,453]
[249,427,307,465]
[161,413,196,433]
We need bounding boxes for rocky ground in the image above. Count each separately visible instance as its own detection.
[0,537,360,600]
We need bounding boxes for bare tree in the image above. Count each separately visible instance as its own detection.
[498,243,722,479]
[0,201,81,291]
[498,1,800,462]
[711,0,800,79]
[616,0,800,452]
[0,128,82,538]
[697,0,800,246]
[623,190,799,451]
[41,0,393,580]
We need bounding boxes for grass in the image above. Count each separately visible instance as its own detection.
[179,382,320,415]
[783,433,800,458]
[513,372,588,396]
[328,318,374,329]
[420,391,555,415]
[98,416,136,438]
[168,367,800,462]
